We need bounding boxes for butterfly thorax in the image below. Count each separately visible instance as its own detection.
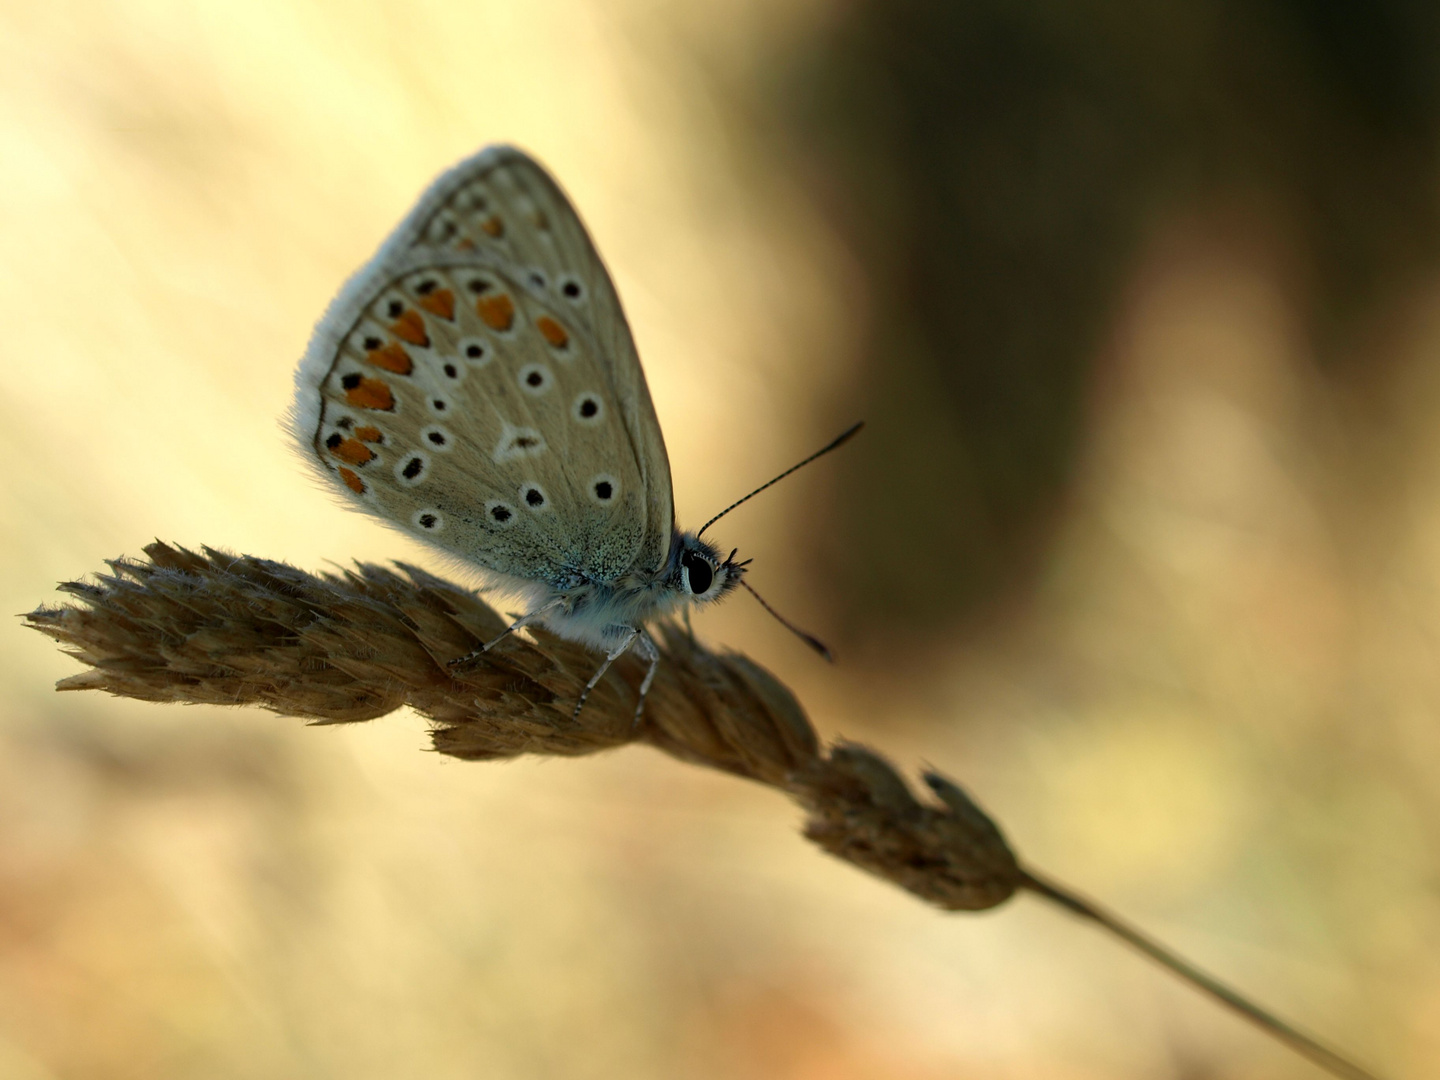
[534,531,744,650]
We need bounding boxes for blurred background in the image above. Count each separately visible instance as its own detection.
[2,0,1437,1075]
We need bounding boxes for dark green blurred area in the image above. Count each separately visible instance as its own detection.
[777,0,1440,639]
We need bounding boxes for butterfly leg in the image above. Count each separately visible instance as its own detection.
[631,630,661,730]
[572,626,639,720]
[449,598,564,668]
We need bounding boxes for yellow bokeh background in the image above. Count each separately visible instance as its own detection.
[3,2,1437,1077]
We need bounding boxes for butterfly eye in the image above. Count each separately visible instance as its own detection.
[682,551,714,596]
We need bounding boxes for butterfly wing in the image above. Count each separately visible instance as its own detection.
[293,147,674,588]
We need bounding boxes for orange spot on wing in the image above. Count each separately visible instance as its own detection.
[345,377,395,411]
[390,308,430,347]
[338,467,365,494]
[331,438,375,466]
[480,215,504,238]
[535,315,569,349]
[355,426,383,442]
[456,237,476,251]
[367,341,413,374]
[418,288,455,320]
[476,292,515,331]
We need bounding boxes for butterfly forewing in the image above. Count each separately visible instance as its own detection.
[295,154,663,587]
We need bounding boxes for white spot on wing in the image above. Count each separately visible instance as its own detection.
[517,363,552,396]
[420,425,453,452]
[485,499,516,528]
[346,324,384,356]
[456,337,490,366]
[377,291,407,322]
[425,213,458,245]
[405,271,443,295]
[461,273,497,297]
[395,452,430,486]
[519,482,551,513]
[493,425,546,463]
[588,474,620,505]
[558,276,586,303]
[571,392,604,425]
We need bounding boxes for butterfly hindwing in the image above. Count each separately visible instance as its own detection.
[294,148,671,588]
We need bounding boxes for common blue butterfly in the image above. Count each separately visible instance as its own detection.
[292,146,856,721]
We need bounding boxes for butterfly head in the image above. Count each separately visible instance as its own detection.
[672,533,748,605]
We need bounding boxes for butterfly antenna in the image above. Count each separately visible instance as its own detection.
[740,579,834,662]
[697,421,864,539]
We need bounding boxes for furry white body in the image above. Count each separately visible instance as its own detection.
[477,528,731,651]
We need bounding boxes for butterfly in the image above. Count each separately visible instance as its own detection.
[291,145,857,722]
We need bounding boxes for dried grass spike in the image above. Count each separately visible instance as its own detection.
[24,543,1383,1079]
